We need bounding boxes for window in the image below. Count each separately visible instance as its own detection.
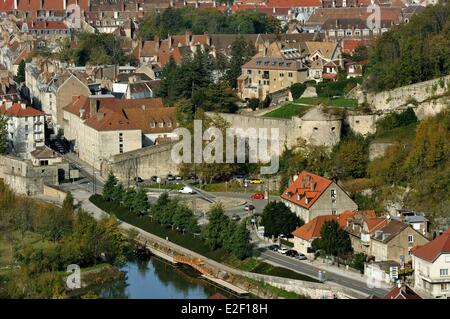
[25,125,28,132]
[332,209,337,215]
[408,235,414,243]
[119,132,123,142]
[247,70,252,75]
[159,121,164,128]
[331,189,336,198]
[440,269,448,277]
[150,121,156,128]
[445,256,450,263]
[288,72,293,78]
[167,121,172,128]
[441,283,449,291]
[119,144,123,154]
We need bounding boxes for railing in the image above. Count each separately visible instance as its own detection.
[173,255,215,277]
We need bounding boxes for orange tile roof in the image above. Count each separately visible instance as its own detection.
[383,285,421,299]
[292,210,376,240]
[412,228,450,262]
[0,0,14,11]
[0,102,44,117]
[281,170,332,209]
[42,0,65,10]
[365,218,389,232]
[17,0,41,10]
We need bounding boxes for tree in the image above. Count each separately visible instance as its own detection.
[123,188,137,211]
[111,182,124,203]
[352,252,367,274]
[248,98,260,111]
[62,191,74,213]
[202,204,230,249]
[261,202,304,238]
[172,204,198,233]
[331,136,368,179]
[229,222,252,260]
[133,188,149,215]
[15,60,26,83]
[317,220,352,262]
[103,173,118,201]
[0,115,9,154]
[290,83,307,100]
[226,37,256,88]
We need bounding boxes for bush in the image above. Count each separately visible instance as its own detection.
[376,107,418,134]
[260,95,271,109]
[290,83,307,100]
[316,77,363,98]
[248,98,260,111]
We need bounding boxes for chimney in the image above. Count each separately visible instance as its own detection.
[5,101,12,109]
[89,98,100,116]
[310,181,316,191]
[20,102,26,109]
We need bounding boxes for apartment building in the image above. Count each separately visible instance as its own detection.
[0,101,45,159]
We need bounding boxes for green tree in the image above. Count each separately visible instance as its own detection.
[290,83,307,100]
[62,191,74,213]
[331,136,368,178]
[318,220,352,261]
[103,173,118,201]
[172,204,198,233]
[15,60,26,83]
[133,188,150,215]
[352,252,367,274]
[226,37,256,88]
[229,222,252,260]
[261,201,304,238]
[202,204,230,249]
[123,188,137,211]
[111,182,124,203]
[0,115,9,154]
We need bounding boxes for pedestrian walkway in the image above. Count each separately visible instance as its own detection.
[63,152,106,184]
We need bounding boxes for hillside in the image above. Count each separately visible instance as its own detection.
[364,1,450,92]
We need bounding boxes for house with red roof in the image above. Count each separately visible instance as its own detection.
[368,282,422,299]
[281,170,357,223]
[291,210,375,254]
[346,215,429,263]
[0,100,45,159]
[412,228,450,298]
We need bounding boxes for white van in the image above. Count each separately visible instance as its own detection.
[179,186,195,194]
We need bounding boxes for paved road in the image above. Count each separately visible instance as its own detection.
[258,249,389,298]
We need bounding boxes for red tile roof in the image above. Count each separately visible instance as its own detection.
[17,0,41,10]
[0,0,15,11]
[292,210,376,240]
[208,293,226,299]
[281,170,332,209]
[24,20,68,30]
[292,215,338,241]
[267,0,321,6]
[412,228,450,262]
[42,0,64,10]
[383,285,421,299]
[365,218,389,232]
[0,102,44,117]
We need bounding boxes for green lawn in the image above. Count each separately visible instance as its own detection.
[264,97,358,119]
[264,103,312,119]
[141,183,183,190]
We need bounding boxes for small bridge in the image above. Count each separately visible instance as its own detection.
[173,255,215,277]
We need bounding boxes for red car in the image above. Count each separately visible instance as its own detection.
[251,193,265,199]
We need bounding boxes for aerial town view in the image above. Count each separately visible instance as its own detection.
[0,0,448,314]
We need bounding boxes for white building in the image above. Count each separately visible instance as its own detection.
[412,228,450,298]
[0,101,45,159]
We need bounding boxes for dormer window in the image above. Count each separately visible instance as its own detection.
[159,121,164,128]
[167,121,172,128]
[150,121,156,128]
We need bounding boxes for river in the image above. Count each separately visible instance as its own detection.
[91,257,238,299]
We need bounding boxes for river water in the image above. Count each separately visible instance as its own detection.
[93,257,237,299]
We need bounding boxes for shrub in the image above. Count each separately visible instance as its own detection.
[290,83,307,100]
[316,77,363,98]
[376,107,418,134]
[248,98,260,111]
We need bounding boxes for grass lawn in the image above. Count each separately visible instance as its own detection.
[264,103,312,119]
[141,183,183,190]
[264,97,358,119]
[90,195,319,282]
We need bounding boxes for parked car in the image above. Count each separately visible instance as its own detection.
[175,176,183,181]
[134,176,143,183]
[268,245,280,252]
[231,214,241,221]
[277,248,289,255]
[251,193,265,199]
[279,234,288,240]
[295,253,307,260]
[250,178,264,184]
[167,174,175,181]
[244,204,255,211]
[151,176,158,182]
[179,186,195,194]
[285,249,298,257]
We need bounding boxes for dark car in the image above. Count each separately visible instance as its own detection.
[134,176,143,183]
[244,204,255,211]
[151,176,158,182]
[285,249,298,257]
[268,245,280,252]
[295,253,307,260]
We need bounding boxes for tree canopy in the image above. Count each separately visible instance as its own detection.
[261,201,304,237]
